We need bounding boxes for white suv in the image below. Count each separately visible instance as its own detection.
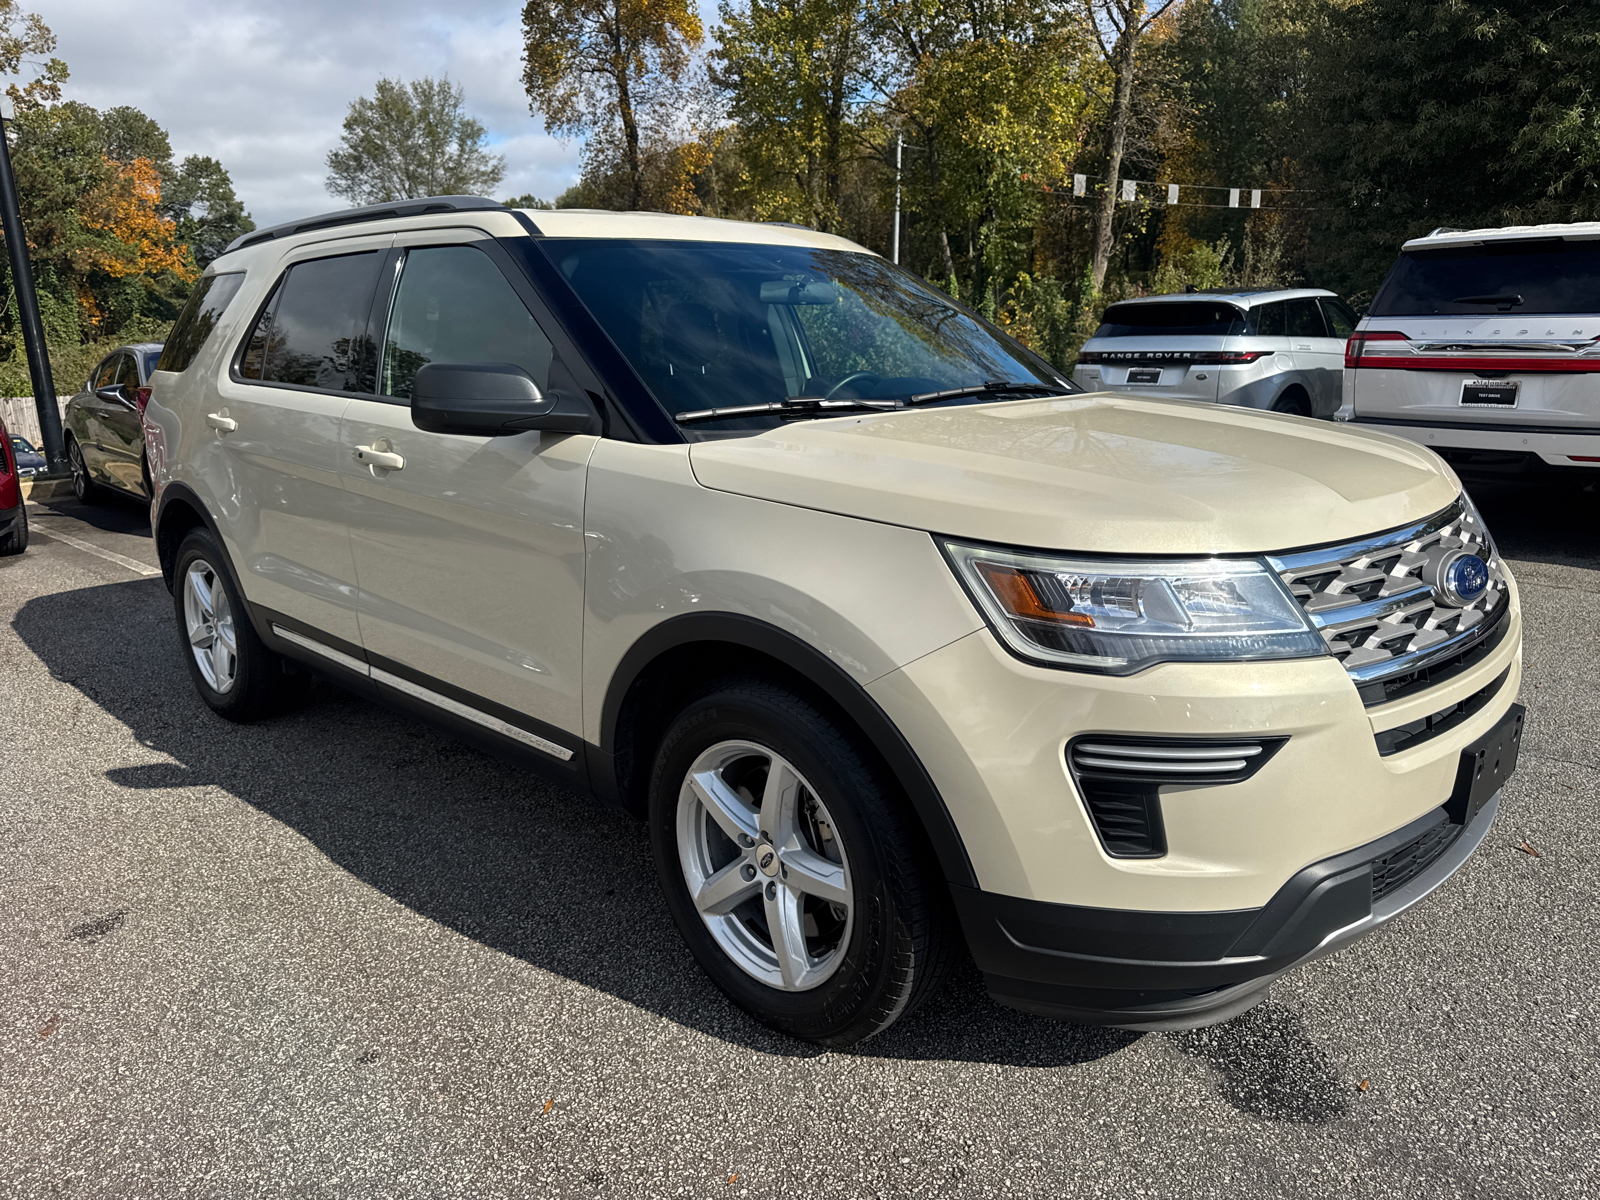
[145,198,1524,1044]
[1340,223,1600,476]
[1074,289,1358,417]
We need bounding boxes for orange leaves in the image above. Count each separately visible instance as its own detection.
[79,156,196,285]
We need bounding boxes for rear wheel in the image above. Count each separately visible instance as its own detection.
[0,504,27,555]
[67,436,108,504]
[1271,389,1312,417]
[649,678,951,1046]
[172,527,309,721]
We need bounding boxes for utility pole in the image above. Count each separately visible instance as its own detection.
[892,134,903,265]
[0,93,64,472]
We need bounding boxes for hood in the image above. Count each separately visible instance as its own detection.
[688,394,1460,555]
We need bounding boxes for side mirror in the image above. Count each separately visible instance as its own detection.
[95,384,135,408]
[410,362,598,437]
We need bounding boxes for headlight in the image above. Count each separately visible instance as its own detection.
[943,541,1328,674]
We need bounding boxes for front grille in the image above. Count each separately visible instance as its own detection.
[1374,667,1511,756]
[1267,499,1508,688]
[1370,816,1461,901]
[1066,736,1285,859]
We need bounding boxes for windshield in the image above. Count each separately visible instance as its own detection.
[1094,301,1246,338]
[549,239,1069,432]
[12,436,36,453]
[1372,239,1600,316]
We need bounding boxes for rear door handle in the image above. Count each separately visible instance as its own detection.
[206,411,237,432]
[1294,343,1313,350]
[354,444,405,470]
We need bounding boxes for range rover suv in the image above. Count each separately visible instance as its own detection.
[1341,223,1600,476]
[1073,289,1358,417]
[144,197,1524,1045]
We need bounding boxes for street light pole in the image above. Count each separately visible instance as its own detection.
[0,95,64,472]
[892,134,903,265]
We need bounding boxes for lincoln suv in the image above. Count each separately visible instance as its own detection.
[144,197,1524,1045]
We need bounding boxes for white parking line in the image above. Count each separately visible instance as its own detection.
[30,527,161,577]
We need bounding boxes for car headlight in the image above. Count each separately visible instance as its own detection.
[943,541,1328,674]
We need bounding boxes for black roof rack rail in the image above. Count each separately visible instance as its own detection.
[223,195,507,254]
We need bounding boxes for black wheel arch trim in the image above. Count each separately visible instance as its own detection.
[153,481,230,590]
[598,611,978,888]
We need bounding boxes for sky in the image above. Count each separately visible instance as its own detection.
[40,0,589,229]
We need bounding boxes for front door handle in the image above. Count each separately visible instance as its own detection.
[206,411,237,433]
[354,444,405,470]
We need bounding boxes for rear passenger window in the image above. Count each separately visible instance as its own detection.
[158,272,246,373]
[1251,303,1285,337]
[1321,298,1357,337]
[1286,299,1328,339]
[238,252,384,392]
[380,245,554,401]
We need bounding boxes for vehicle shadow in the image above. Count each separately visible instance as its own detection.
[1464,477,1600,571]
[30,491,151,536]
[14,576,1140,1069]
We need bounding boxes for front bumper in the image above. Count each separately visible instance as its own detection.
[957,789,1502,1030]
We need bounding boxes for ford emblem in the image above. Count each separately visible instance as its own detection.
[1437,551,1489,607]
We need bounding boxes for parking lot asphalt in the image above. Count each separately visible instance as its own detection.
[2,481,1597,1199]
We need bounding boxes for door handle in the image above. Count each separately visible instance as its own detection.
[354,444,405,470]
[1294,343,1313,350]
[206,411,237,432]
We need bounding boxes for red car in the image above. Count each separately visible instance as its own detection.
[0,410,30,555]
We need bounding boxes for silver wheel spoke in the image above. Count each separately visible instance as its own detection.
[188,624,214,648]
[760,758,802,843]
[778,846,850,906]
[689,769,760,843]
[693,859,760,916]
[763,884,810,989]
[189,573,213,621]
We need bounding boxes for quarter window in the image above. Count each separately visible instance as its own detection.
[380,245,554,401]
[1321,298,1358,337]
[1251,302,1286,337]
[238,251,384,391]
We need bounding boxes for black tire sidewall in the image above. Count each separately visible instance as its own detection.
[171,528,290,721]
[648,683,914,1044]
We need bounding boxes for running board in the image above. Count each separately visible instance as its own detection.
[270,624,575,762]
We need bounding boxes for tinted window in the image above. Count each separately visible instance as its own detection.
[158,272,245,374]
[1371,239,1600,316]
[113,354,140,389]
[1094,302,1246,338]
[91,356,119,389]
[239,252,384,391]
[141,350,162,377]
[1286,299,1327,339]
[381,246,554,401]
[555,239,1064,432]
[1251,302,1286,337]
[1321,298,1357,337]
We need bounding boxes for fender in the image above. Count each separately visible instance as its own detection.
[599,612,978,889]
[153,480,230,591]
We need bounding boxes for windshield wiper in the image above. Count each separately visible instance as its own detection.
[1451,293,1524,309]
[906,380,1075,405]
[674,396,903,425]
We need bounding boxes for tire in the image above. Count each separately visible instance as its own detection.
[1271,390,1312,417]
[67,435,108,505]
[171,526,309,721]
[0,504,26,556]
[649,677,951,1047]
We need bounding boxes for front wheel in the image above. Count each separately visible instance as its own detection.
[67,436,108,504]
[0,503,27,555]
[649,679,951,1046]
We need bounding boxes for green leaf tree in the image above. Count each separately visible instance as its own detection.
[521,0,704,211]
[325,76,506,205]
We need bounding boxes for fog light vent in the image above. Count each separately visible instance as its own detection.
[1066,736,1287,859]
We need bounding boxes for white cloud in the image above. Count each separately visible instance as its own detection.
[43,0,586,228]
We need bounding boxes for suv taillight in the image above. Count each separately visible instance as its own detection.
[1345,331,1408,369]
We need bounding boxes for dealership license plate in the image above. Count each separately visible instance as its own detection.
[1461,379,1519,406]
[1127,368,1162,384]
[1446,703,1524,825]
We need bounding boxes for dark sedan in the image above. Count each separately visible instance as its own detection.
[9,434,46,477]
[63,342,162,504]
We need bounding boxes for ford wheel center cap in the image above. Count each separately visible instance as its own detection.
[1437,550,1490,607]
[756,844,780,877]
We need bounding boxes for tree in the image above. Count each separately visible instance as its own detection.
[712,0,870,233]
[164,156,254,268]
[325,77,506,205]
[0,0,65,113]
[521,0,703,210]
[100,105,173,169]
[1081,0,1179,291]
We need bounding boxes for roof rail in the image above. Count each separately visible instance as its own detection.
[1428,226,1461,237]
[223,195,506,254]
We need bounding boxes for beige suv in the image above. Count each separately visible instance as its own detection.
[145,198,1525,1045]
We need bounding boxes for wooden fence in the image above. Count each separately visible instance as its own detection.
[1,396,72,453]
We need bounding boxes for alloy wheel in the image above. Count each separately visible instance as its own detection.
[676,740,854,991]
[183,558,238,694]
[69,441,87,500]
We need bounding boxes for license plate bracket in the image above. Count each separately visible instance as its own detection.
[1445,703,1524,825]
[1461,379,1520,406]
[1127,368,1162,384]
